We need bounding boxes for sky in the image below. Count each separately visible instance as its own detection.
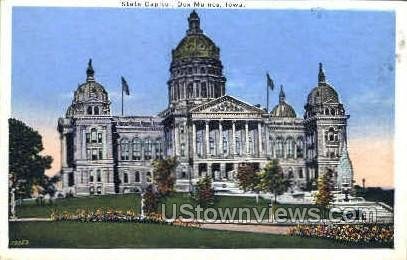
[11,8,395,188]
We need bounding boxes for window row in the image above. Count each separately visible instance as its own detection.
[86,106,102,115]
[172,66,221,77]
[120,138,163,161]
[87,148,103,160]
[86,128,103,144]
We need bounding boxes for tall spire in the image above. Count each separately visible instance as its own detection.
[86,58,95,82]
[187,10,203,35]
[279,84,286,103]
[318,62,326,84]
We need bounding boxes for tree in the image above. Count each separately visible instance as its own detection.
[258,159,290,204]
[236,163,260,192]
[152,157,177,196]
[9,118,53,199]
[193,176,215,207]
[143,184,159,215]
[315,169,334,208]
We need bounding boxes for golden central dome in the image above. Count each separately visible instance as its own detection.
[172,10,219,61]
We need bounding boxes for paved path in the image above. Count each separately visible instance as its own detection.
[9,218,51,222]
[201,223,292,235]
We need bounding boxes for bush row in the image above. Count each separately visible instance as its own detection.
[289,224,393,244]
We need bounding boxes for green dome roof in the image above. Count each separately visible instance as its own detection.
[172,10,219,61]
[307,63,339,105]
[271,85,297,118]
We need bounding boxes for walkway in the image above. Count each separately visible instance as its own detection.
[201,223,292,235]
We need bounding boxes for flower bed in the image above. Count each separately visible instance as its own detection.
[50,209,200,228]
[289,224,393,244]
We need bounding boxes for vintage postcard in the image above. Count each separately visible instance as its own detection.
[1,0,406,259]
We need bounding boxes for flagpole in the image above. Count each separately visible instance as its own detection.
[267,81,269,113]
[121,84,124,116]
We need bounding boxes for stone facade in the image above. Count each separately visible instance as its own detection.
[58,11,352,195]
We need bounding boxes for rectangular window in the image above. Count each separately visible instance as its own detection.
[92,149,98,160]
[98,133,103,143]
[98,149,103,160]
[86,133,90,143]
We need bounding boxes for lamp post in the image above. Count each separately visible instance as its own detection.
[10,188,16,219]
[140,190,145,219]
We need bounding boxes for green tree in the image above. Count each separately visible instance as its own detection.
[152,157,177,196]
[9,118,53,198]
[193,176,215,207]
[236,163,260,192]
[315,169,334,208]
[143,184,159,215]
[258,159,290,204]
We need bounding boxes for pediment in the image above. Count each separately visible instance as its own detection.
[190,95,265,114]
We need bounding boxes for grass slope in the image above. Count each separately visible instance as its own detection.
[9,221,383,249]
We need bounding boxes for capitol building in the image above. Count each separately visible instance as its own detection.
[58,11,353,196]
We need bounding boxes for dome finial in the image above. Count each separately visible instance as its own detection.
[318,62,326,84]
[86,58,95,81]
[187,10,203,35]
[279,84,286,103]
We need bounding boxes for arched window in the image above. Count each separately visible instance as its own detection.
[132,138,142,160]
[276,138,284,158]
[331,108,336,116]
[298,168,304,179]
[180,143,185,157]
[120,139,130,160]
[144,138,152,160]
[94,106,99,115]
[325,108,329,115]
[223,136,228,155]
[96,169,101,182]
[87,106,93,115]
[200,67,206,74]
[123,172,128,183]
[135,171,140,183]
[91,128,97,143]
[296,137,304,158]
[286,137,295,158]
[201,82,207,98]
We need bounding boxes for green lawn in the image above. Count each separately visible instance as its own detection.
[16,194,141,218]
[16,193,327,221]
[9,221,388,248]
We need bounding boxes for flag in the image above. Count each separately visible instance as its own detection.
[266,73,274,91]
[121,76,130,95]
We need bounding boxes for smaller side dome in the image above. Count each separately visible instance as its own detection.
[66,59,111,117]
[307,63,339,105]
[271,85,297,118]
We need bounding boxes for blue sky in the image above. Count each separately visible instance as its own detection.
[12,7,395,139]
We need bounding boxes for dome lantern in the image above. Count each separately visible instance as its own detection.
[318,62,326,84]
[86,58,95,82]
[187,10,202,35]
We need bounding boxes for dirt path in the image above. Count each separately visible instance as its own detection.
[201,223,292,235]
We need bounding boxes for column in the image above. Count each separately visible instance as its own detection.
[207,163,212,178]
[218,121,223,156]
[220,163,226,179]
[258,122,262,157]
[245,121,249,155]
[174,127,179,156]
[294,139,297,159]
[265,126,270,157]
[232,121,236,155]
[192,121,197,157]
[61,134,67,167]
[205,121,210,157]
